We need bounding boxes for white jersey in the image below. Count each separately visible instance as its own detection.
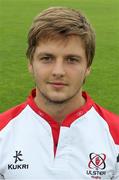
[0,89,119,180]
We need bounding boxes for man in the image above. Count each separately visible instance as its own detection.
[0,7,119,179]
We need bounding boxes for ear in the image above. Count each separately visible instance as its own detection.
[86,66,91,77]
[28,62,33,74]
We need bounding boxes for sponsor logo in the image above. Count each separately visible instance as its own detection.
[13,151,23,163]
[8,151,29,170]
[8,164,29,170]
[86,153,106,179]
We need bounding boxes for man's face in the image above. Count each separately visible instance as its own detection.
[29,36,91,104]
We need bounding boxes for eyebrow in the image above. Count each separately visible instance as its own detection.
[65,54,81,58]
[37,53,54,57]
[36,52,82,59]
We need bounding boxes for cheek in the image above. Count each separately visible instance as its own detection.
[75,68,86,78]
[73,68,87,84]
[33,67,49,83]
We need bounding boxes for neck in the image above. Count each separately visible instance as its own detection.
[34,90,86,124]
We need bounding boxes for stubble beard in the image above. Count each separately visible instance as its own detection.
[37,86,82,106]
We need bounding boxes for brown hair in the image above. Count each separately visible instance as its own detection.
[26,7,95,67]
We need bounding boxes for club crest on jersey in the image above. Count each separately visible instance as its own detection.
[86,153,107,179]
[8,151,29,170]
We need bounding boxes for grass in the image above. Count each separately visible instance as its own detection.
[0,0,119,114]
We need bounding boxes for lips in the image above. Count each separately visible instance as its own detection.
[48,81,68,85]
[47,81,68,88]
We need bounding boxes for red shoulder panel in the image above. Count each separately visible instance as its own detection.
[0,102,27,131]
[94,104,119,145]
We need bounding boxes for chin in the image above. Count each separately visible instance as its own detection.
[48,95,70,104]
[40,91,68,104]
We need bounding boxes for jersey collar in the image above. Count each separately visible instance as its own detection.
[27,89,94,127]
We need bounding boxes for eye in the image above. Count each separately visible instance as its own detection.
[66,57,80,64]
[40,56,53,63]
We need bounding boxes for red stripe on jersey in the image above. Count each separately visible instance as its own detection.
[94,104,119,145]
[27,89,94,127]
[27,89,94,155]
[0,102,27,131]
[61,92,94,127]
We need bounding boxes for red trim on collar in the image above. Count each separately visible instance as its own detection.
[27,89,94,156]
[27,89,94,127]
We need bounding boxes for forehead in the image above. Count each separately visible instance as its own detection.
[36,35,85,52]
[38,35,84,46]
[33,35,87,61]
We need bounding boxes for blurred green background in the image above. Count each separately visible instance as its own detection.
[0,0,119,114]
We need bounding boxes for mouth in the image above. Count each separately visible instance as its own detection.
[47,81,68,88]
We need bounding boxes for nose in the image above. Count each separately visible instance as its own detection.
[52,58,65,77]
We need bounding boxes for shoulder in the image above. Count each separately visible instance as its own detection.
[93,103,119,144]
[0,102,27,131]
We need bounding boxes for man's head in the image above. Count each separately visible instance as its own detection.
[26,7,95,67]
